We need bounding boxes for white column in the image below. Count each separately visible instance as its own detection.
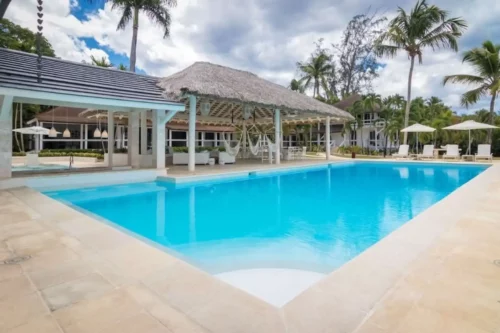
[242,121,247,157]
[84,124,88,149]
[129,112,140,168]
[0,95,14,179]
[107,111,114,168]
[188,95,197,172]
[116,126,122,149]
[141,110,147,154]
[275,109,281,165]
[325,116,331,161]
[80,124,84,149]
[153,110,166,170]
[317,123,320,146]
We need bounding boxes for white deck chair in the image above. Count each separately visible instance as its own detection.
[475,144,493,162]
[417,145,434,160]
[443,145,460,160]
[392,144,409,159]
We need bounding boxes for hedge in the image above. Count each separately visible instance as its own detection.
[172,146,226,153]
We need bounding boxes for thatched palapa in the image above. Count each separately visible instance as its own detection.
[158,62,354,124]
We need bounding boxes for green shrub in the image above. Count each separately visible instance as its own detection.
[114,148,128,153]
[12,152,26,156]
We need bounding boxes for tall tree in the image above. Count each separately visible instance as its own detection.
[443,40,500,143]
[297,45,333,98]
[333,13,387,97]
[374,0,467,144]
[111,0,177,72]
[0,19,55,56]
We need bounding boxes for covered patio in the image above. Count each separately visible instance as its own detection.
[1,48,353,186]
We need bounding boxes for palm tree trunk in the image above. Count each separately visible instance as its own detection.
[403,56,415,144]
[487,93,496,144]
[13,104,20,152]
[129,6,140,72]
[20,104,24,152]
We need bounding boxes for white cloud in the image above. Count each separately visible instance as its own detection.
[5,0,500,114]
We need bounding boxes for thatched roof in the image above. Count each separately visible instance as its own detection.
[334,94,362,110]
[157,62,354,123]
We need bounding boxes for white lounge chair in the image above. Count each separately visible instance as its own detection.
[443,145,460,160]
[475,144,493,162]
[417,145,435,160]
[392,144,409,159]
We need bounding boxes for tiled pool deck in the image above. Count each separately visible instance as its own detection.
[0,162,499,332]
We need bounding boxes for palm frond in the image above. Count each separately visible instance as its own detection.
[460,85,489,107]
[115,3,132,31]
[443,74,486,86]
[143,2,172,37]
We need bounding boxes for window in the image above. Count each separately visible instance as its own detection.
[350,131,357,145]
[43,141,81,149]
[205,132,215,140]
[171,131,187,140]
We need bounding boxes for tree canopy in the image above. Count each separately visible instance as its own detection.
[0,19,56,57]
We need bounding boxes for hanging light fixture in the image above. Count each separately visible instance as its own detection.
[101,129,108,138]
[63,107,71,138]
[200,100,211,116]
[93,114,101,138]
[48,106,58,137]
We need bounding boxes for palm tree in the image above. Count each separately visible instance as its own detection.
[443,40,500,143]
[375,0,467,144]
[111,0,177,72]
[289,79,305,93]
[297,52,332,98]
[117,63,128,71]
[0,0,12,19]
[90,55,114,68]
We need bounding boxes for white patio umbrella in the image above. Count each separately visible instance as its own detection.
[12,126,50,135]
[12,126,52,153]
[400,123,436,154]
[443,120,499,154]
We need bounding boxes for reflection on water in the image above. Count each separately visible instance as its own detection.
[47,162,487,273]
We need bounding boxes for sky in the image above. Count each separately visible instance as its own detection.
[5,0,500,114]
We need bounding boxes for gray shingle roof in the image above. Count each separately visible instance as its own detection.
[0,48,177,105]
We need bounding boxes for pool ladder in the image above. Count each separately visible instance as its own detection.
[69,155,74,170]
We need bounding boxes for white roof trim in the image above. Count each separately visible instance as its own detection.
[0,87,185,112]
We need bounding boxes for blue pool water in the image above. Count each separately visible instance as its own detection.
[46,162,487,274]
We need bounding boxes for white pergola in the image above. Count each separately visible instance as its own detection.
[0,48,185,180]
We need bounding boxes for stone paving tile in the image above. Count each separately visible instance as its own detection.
[124,284,209,333]
[0,274,36,301]
[41,273,115,311]
[0,292,48,331]
[0,220,46,242]
[28,260,96,290]
[53,288,143,333]
[6,231,66,256]
[5,314,61,333]
[0,263,23,282]
[97,311,171,333]
[20,246,81,272]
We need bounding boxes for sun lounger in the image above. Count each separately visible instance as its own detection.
[443,145,460,160]
[417,145,434,160]
[475,144,493,162]
[392,144,409,159]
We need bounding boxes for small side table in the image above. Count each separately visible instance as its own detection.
[208,158,215,166]
[462,155,474,162]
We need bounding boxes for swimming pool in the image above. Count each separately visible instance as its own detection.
[46,161,487,275]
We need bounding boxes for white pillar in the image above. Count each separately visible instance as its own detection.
[79,124,84,149]
[0,95,14,179]
[141,110,148,154]
[129,112,140,168]
[153,110,166,170]
[325,116,331,161]
[107,111,114,168]
[116,126,122,149]
[242,121,247,158]
[317,123,320,146]
[275,109,281,165]
[188,95,197,172]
